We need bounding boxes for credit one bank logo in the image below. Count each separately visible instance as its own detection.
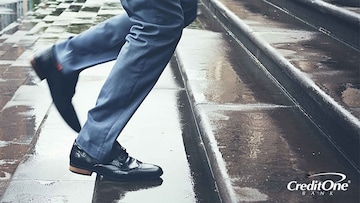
[287,172,351,196]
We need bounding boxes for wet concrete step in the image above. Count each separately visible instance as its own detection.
[1,0,221,202]
[322,0,360,14]
[0,0,124,198]
[176,24,359,203]
[277,0,360,14]
[266,0,360,50]
[0,61,220,203]
[198,0,359,173]
[0,0,358,202]
[90,61,220,203]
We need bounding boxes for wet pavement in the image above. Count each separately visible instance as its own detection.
[177,28,359,203]
[321,0,360,13]
[199,0,360,167]
[0,0,359,202]
[214,0,360,120]
[0,0,219,202]
[195,0,359,201]
[0,62,218,202]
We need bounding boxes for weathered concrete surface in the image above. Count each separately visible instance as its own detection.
[198,0,359,177]
[176,27,359,203]
[0,0,358,202]
[0,14,43,197]
[209,0,360,132]
[0,0,219,202]
[0,61,219,202]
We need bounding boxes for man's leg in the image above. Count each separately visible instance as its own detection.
[76,0,189,161]
[69,0,197,181]
[31,0,196,133]
[55,0,197,76]
[30,12,133,132]
[54,12,132,76]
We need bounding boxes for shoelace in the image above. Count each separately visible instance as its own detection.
[112,143,129,162]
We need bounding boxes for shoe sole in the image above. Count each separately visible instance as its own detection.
[69,165,93,176]
[69,165,163,181]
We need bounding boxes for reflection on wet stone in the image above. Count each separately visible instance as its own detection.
[68,5,82,12]
[67,23,92,34]
[51,8,65,16]
[0,104,36,197]
[81,6,101,13]
[0,105,36,143]
[95,15,115,24]
[204,102,359,202]
[92,173,163,202]
[341,84,360,118]
[102,2,123,10]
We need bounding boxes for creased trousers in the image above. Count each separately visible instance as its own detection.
[53,0,197,161]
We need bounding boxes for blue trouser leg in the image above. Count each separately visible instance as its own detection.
[70,0,198,161]
[54,1,197,76]
[54,12,132,75]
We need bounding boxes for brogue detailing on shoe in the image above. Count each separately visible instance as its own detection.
[69,142,163,181]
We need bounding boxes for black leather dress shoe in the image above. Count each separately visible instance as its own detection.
[30,46,81,132]
[69,142,163,181]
